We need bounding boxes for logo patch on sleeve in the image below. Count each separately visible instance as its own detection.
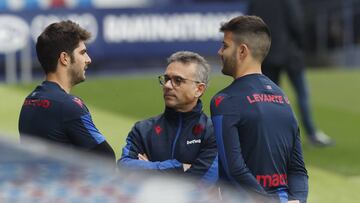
[72,97,83,108]
[214,95,225,107]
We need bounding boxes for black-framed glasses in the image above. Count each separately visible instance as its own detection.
[158,74,201,87]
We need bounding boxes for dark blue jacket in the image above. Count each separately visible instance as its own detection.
[18,81,115,159]
[211,74,308,202]
[118,101,218,184]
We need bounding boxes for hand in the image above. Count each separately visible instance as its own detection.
[138,153,149,161]
[287,201,300,203]
[183,163,191,172]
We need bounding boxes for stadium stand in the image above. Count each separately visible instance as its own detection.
[0,135,267,202]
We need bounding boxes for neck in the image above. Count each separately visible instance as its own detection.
[46,72,72,93]
[174,100,198,113]
[233,60,262,79]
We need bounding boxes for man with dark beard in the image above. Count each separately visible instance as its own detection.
[211,16,308,202]
[18,20,115,161]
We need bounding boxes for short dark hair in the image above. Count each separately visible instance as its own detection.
[36,20,91,74]
[220,15,271,62]
[167,51,211,86]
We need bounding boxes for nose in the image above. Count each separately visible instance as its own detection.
[86,53,92,65]
[164,78,173,89]
[218,47,223,56]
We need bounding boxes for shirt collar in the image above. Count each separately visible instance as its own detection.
[164,100,203,121]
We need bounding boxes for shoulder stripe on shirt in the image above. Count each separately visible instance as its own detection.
[81,114,106,144]
[212,115,240,185]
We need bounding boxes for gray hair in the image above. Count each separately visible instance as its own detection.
[167,51,211,86]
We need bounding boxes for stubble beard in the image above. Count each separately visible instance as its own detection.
[221,52,237,77]
[69,66,86,87]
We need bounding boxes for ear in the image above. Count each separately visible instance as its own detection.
[237,44,249,60]
[59,52,70,66]
[194,83,206,98]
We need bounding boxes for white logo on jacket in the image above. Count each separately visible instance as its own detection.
[186,139,201,145]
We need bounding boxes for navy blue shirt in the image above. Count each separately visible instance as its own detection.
[19,81,106,149]
[211,74,308,202]
[118,101,218,184]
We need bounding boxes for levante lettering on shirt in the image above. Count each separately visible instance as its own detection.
[247,94,290,104]
[23,99,51,108]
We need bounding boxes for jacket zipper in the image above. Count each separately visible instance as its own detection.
[171,114,182,158]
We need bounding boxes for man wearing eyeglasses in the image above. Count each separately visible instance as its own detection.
[118,51,218,184]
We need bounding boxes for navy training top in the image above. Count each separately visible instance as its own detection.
[211,74,308,202]
[19,81,106,149]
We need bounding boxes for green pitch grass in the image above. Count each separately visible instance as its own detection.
[1,69,359,202]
